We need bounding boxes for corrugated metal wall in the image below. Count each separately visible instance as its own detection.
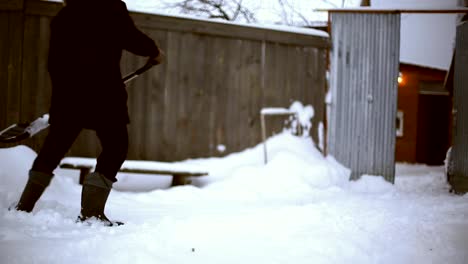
[450,21,468,193]
[328,12,400,183]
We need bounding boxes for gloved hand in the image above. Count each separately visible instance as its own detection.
[134,51,164,76]
[148,48,165,66]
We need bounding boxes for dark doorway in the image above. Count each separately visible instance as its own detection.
[416,81,451,165]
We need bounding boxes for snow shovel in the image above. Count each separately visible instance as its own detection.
[0,62,157,143]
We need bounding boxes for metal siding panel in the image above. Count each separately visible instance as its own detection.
[364,13,376,179]
[329,12,400,182]
[452,22,468,190]
[328,15,338,159]
[354,13,366,179]
[342,14,350,166]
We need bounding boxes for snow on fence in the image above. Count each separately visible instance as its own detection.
[0,0,329,162]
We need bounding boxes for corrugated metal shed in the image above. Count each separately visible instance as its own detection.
[327,11,400,183]
[450,21,468,194]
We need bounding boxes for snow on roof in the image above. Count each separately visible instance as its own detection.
[370,0,463,71]
[44,0,329,38]
[323,7,468,13]
[320,0,465,70]
[125,5,329,38]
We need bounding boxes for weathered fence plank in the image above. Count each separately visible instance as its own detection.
[0,11,24,148]
[0,0,24,11]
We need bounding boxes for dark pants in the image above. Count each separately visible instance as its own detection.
[31,123,128,182]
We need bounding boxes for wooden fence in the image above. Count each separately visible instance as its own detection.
[0,0,329,161]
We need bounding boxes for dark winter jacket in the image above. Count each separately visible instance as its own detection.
[47,0,159,129]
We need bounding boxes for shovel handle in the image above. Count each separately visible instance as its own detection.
[122,61,156,84]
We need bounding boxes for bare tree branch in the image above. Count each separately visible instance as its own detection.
[276,0,322,27]
[160,0,347,26]
[163,0,256,23]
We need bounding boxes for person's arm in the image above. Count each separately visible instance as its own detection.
[117,1,161,59]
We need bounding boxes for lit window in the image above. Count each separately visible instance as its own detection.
[396,110,404,137]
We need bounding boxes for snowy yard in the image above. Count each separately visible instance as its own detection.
[0,133,467,264]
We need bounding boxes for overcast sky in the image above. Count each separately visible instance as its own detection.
[372,0,461,70]
[125,0,362,24]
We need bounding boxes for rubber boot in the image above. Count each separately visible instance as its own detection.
[13,170,52,212]
[78,172,123,226]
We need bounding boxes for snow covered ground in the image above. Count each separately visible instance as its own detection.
[0,133,467,264]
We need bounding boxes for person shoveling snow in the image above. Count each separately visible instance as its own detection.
[10,0,164,226]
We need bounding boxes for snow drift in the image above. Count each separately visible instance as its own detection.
[0,133,467,264]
